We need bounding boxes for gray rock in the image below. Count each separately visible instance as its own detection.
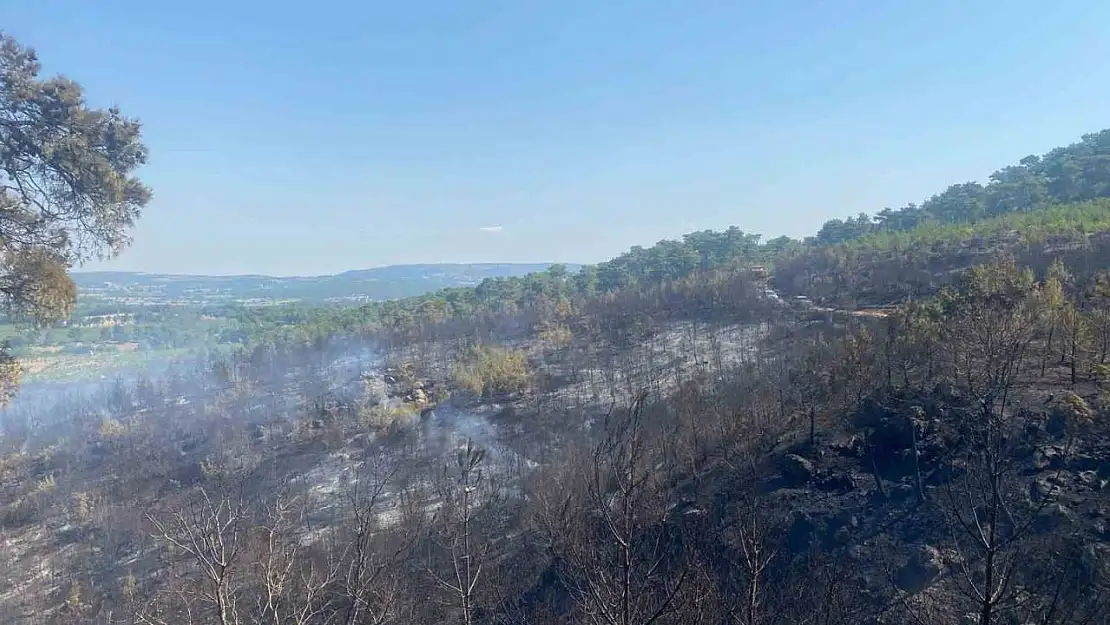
[833,521,860,545]
[1069,453,1101,472]
[1081,544,1110,581]
[830,435,863,458]
[816,472,856,493]
[896,544,943,593]
[890,483,916,501]
[1034,503,1074,534]
[786,512,818,553]
[848,544,869,561]
[1033,445,1065,471]
[1078,470,1102,489]
[780,453,815,485]
[349,432,373,447]
[1031,476,1062,502]
[831,511,860,544]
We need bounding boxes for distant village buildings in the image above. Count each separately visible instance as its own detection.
[61,313,135,328]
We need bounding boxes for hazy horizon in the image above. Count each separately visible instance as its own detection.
[69,261,581,280]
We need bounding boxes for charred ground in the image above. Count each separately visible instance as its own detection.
[2,249,1110,625]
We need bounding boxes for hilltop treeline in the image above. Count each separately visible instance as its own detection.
[812,129,1110,243]
[775,198,1110,307]
[237,129,1110,348]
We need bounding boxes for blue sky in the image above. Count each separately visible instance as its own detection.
[4,0,1110,276]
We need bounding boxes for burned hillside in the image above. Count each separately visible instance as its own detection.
[1,255,1109,625]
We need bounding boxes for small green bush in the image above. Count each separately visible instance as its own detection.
[360,402,417,430]
[451,344,531,398]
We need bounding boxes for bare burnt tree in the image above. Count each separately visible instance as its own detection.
[251,490,341,625]
[423,440,497,625]
[711,453,788,625]
[910,260,1072,625]
[332,452,422,625]
[1057,301,1092,387]
[1014,533,1110,625]
[143,484,250,625]
[537,394,692,625]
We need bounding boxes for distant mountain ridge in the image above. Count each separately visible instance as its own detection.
[71,263,581,307]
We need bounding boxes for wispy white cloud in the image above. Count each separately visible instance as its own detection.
[478,225,504,233]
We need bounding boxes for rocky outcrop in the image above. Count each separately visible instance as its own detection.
[895,544,943,593]
[780,453,815,485]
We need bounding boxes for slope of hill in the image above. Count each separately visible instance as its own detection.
[70,263,581,307]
